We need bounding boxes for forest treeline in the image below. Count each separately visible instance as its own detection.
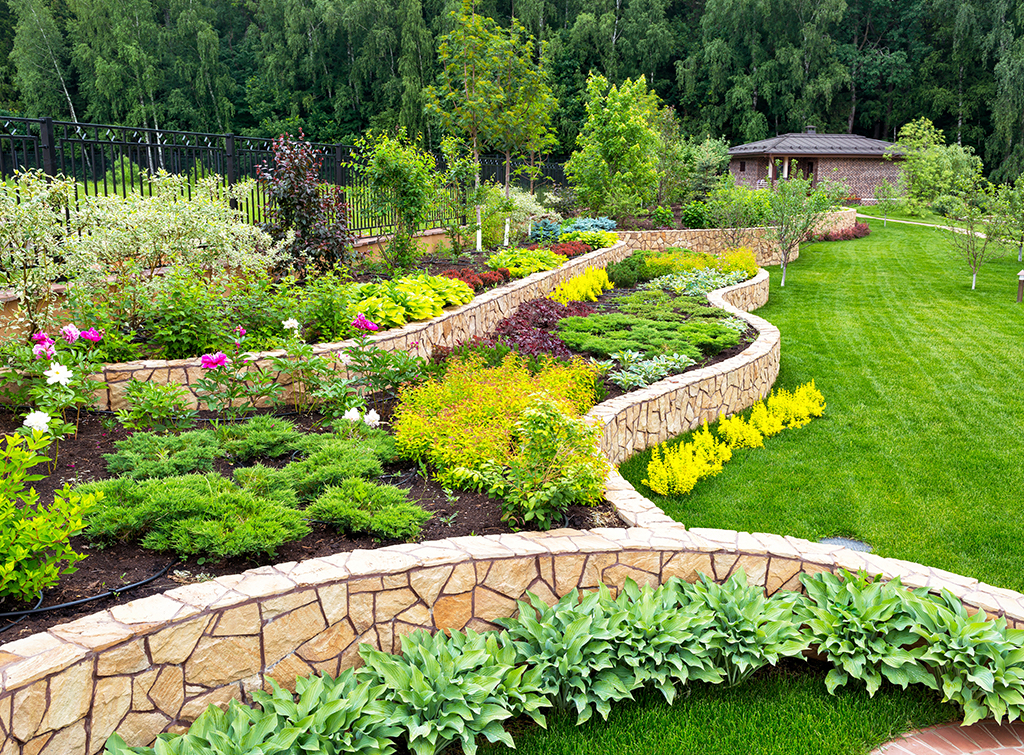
[1,0,1023,180]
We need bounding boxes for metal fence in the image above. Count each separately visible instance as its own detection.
[0,116,566,236]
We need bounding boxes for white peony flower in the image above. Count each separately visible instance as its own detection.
[282,318,300,331]
[342,407,361,422]
[363,409,380,428]
[44,363,73,386]
[23,410,50,433]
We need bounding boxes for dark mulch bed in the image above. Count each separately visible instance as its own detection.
[0,406,625,641]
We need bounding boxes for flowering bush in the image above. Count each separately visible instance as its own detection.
[193,328,282,419]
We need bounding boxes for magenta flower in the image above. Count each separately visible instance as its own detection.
[61,324,81,344]
[32,343,55,360]
[351,313,379,332]
[80,328,103,343]
[235,326,246,337]
[200,352,230,369]
[31,332,55,347]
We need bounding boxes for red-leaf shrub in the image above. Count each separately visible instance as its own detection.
[257,130,356,278]
[440,267,510,292]
[815,222,871,242]
[550,241,593,258]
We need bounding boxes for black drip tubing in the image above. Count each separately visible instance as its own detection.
[0,560,176,630]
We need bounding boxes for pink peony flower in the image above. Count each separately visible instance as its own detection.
[32,343,55,360]
[61,324,81,344]
[351,313,379,332]
[200,352,229,369]
[80,327,103,343]
[31,332,55,347]
[235,326,246,337]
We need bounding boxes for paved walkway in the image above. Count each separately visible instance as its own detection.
[873,722,1024,754]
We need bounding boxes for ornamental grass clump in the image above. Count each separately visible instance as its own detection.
[643,381,825,496]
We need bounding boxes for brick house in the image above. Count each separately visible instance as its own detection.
[727,127,903,202]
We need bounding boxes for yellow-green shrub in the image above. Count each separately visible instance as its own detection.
[392,353,599,475]
[716,246,758,278]
[548,267,614,304]
[643,423,732,496]
[642,381,825,497]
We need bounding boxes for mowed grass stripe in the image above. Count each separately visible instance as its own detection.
[620,219,1024,591]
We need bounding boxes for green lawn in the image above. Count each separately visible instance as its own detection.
[620,218,1024,591]
[852,205,950,227]
[480,662,955,755]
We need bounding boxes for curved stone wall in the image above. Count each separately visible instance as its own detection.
[5,255,1024,755]
[617,208,856,267]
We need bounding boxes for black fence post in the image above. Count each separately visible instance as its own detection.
[334,144,344,187]
[225,133,237,209]
[40,117,57,177]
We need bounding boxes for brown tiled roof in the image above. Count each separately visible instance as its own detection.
[729,133,901,157]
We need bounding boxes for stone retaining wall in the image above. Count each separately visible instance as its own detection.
[91,242,633,412]
[617,208,856,266]
[587,269,777,467]
[7,258,1024,755]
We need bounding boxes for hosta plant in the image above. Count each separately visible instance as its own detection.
[690,570,808,686]
[104,698,301,755]
[907,589,1024,725]
[799,570,934,696]
[252,671,401,755]
[357,628,544,755]
[612,578,724,703]
[497,587,637,724]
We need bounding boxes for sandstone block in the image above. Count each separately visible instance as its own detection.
[185,635,261,688]
[553,555,586,595]
[482,558,537,599]
[580,553,618,588]
[50,614,132,652]
[148,667,185,718]
[473,587,517,622]
[617,551,660,574]
[375,589,417,623]
[261,589,317,620]
[297,620,356,663]
[317,583,348,625]
[114,712,169,748]
[96,640,148,677]
[348,592,374,634]
[40,661,92,733]
[263,602,327,666]
[179,685,241,723]
[433,593,472,632]
[91,676,132,751]
[12,680,47,742]
[132,669,158,711]
[444,562,477,595]
[149,616,210,665]
[266,654,314,694]
[213,604,261,636]
[409,566,454,606]
[39,720,85,755]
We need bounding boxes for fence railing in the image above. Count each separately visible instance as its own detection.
[0,116,566,237]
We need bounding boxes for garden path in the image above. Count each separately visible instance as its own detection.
[874,722,1024,754]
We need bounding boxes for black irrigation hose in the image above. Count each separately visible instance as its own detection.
[0,561,176,627]
[0,592,44,637]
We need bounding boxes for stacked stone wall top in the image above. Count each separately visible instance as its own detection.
[617,209,855,267]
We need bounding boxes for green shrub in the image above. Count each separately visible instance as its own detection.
[606,251,654,288]
[556,312,739,359]
[652,205,674,227]
[232,464,299,509]
[283,438,386,500]
[486,247,568,278]
[115,379,198,434]
[307,478,431,540]
[393,354,599,478]
[1,431,94,603]
[215,415,304,460]
[104,430,225,480]
[548,267,613,305]
[81,473,308,560]
[680,199,710,228]
[799,571,932,696]
[146,268,228,359]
